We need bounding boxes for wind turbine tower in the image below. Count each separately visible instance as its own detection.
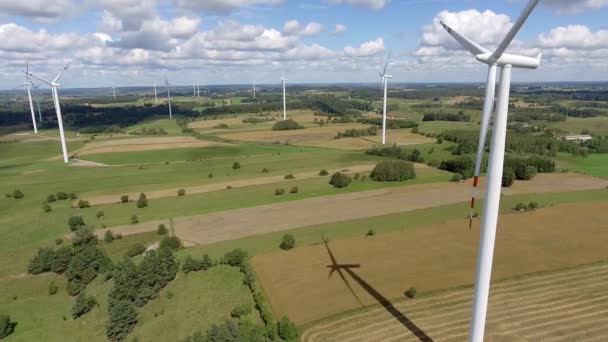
[112,86,116,100]
[253,81,256,99]
[440,1,542,341]
[28,63,71,163]
[281,73,287,120]
[24,64,37,134]
[197,83,200,97]
[379,55,392,145]
[154,81,158,104]
[165,74,173,119]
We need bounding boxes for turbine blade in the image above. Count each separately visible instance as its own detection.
[382,53,391,76]
[439,21,490,56]
[469,64,498,228]
[27,73,52,86]
[491,0,540,60]
[52,63,71,84]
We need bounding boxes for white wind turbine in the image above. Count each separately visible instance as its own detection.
[253,81,256,99]
[30,82,43,122]
[23,64,38,134]
[197,83,200,97]
[165,74,173,119]
[28,63,71,163]
[153,81,158,104]
[379,54,392,145]
[112,86,116,100]
[281,72,287,120]
[440,1,542,341]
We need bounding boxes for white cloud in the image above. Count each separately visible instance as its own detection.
[538,25,608,49]
[176,0,283,13]
[327,0,389,10]
[283,20,323,37]
[334,24,347,34]
[99,0,158,32]
[344,38,385,57]
[542,0,608,14]
[0,0,75,22]
[0,23,87,53]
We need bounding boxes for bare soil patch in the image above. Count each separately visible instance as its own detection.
[301,261,608,341]
[96,173,607,247]
[73,136,232,155]
[254,201,608,325]
[218,124,370,144]
[301,129,434,150]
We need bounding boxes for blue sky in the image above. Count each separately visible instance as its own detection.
[0,0,607,88]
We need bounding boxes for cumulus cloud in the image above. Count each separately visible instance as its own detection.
[283,20,323,37]
[176,0,283,13]
[0,23,87,53]
[0,0,76,22]
[344,38,385,57]
[99,0,158,32]
[327,0,389,10]
[334,24,347,34]
[542,0,608,14]
[538,25,608,49]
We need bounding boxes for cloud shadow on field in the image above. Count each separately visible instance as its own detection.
[323,238,434,342]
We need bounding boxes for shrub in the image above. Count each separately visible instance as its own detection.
[69,192,77,200]
[366,229,376,237]
[514,202,528,211]
[438,156,474,179]
[55,238,63,245]
[232,161,240,170]
[157,224,167,235]
[274,188,285,195]
[289,186,299,194]
[77,200,90,208]
[515,164,538,181]
[223,249,247,267]
[43,203,52,212]
[136,193,147,208]
[56,192,69,200]
[52,246,73,274]
[159,236,182,251]
[353,173,360,180]
[284,173,295,179]
[12,189,24,199]
[120,195,129,203]
[405,287,417,299]
[115,233,123,239]
[72,293,97,319]
[177,189,186,196]
[0,315,16,339]
[280,234,296,250]
[47,194,57,202]
[261,167,269,173]
[436,137,443,144]
[272,119,303,131]
[48,281,59,295]
[231,304,253,319]
[370,160,416,182]
[182,254,213,273]
[68,216,85,231]
[528,202,539,209]
[131,215,138,224]
[329,172,351,188]
[106,300,137,341]
[502,167,515,187]
[104,230,115,243]
[96,211,105,218]
[208,172,213,178]
[126,243,146,257]
[277,316,299,341]
[318,169,329,176]
[451,173,463,182]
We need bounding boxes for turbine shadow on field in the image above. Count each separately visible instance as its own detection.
[323,238,433,342]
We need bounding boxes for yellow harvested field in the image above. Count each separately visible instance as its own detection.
[253,201,608,325]
[218,124,371,143]
[302,260,608,341]
[188,117,256,129]
[73,136,232,155]
[301,129,434,150]
[445,96,480,105]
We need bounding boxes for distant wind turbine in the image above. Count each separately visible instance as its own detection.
[440,0,542,341]
[28,63,71,163]
[153,81,158,104]
[29,81,43,122]
[197,83,200,97]
[165,74,173,119]
[253,81,256,99]
[281,73,287,120]
[379,54,392,145]
[23,63,38,134]
[112,86,116,100]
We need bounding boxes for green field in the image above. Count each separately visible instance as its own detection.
[556,153,608,178]
[126,117,183,135]
[546,116,608,135]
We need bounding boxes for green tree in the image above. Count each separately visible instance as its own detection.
[28,247,55,274]
[223,249,247,267]
[157,224,167,235]
[72,293,97,319]
[68,215,85,231]
[318,169,329,176]
[47,194,57,202]
[131,215,139,224]
[104,230,115,243]
[136,193,148,208]
[51,246,73,274]
[177,189,186,196]
[126,243,146,257]
[231,304,252,319]
[12,189,24,199]
[48,281,59,295]
[0,315,16,339]
[106,300,137,341]
[120,195,129,203]
[159,236,181,251]
[277,316,299,341]
[329,172,351,188]
[272,119,303,131]
[232,161,241,170]
[502,167,515,187]
[370,160,416,182]
[56,192,69,200]
[42,203,52,212]
[280,234,296,250]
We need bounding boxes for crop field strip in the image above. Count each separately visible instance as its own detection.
[302,262,608,341]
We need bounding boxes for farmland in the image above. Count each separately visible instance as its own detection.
[1,83,608,341]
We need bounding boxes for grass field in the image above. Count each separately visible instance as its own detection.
[252,201,608,324]
[0,265,253,341]
[126,117,182,135]
[546,116,608,135]
[556,152,608,178]
[301,261,608,341]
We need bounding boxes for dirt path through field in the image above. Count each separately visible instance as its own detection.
[254,201,608,325]
[83,164,378,205]
[95,173,608,245]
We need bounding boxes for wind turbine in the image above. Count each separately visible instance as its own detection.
[253,81,256,99]
[23,64,38,134]
[193,84,196,97]
[281,73,287,120]
[197,83,200,97]
[27,63,71,163]
[153,81,158,104]
[440,1,542,341]
[29,81,43,122]
[111,86,116,100]
[379,54,392,145]
[165,74,173,119]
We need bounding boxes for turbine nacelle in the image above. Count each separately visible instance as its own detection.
[475,52,542,69]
